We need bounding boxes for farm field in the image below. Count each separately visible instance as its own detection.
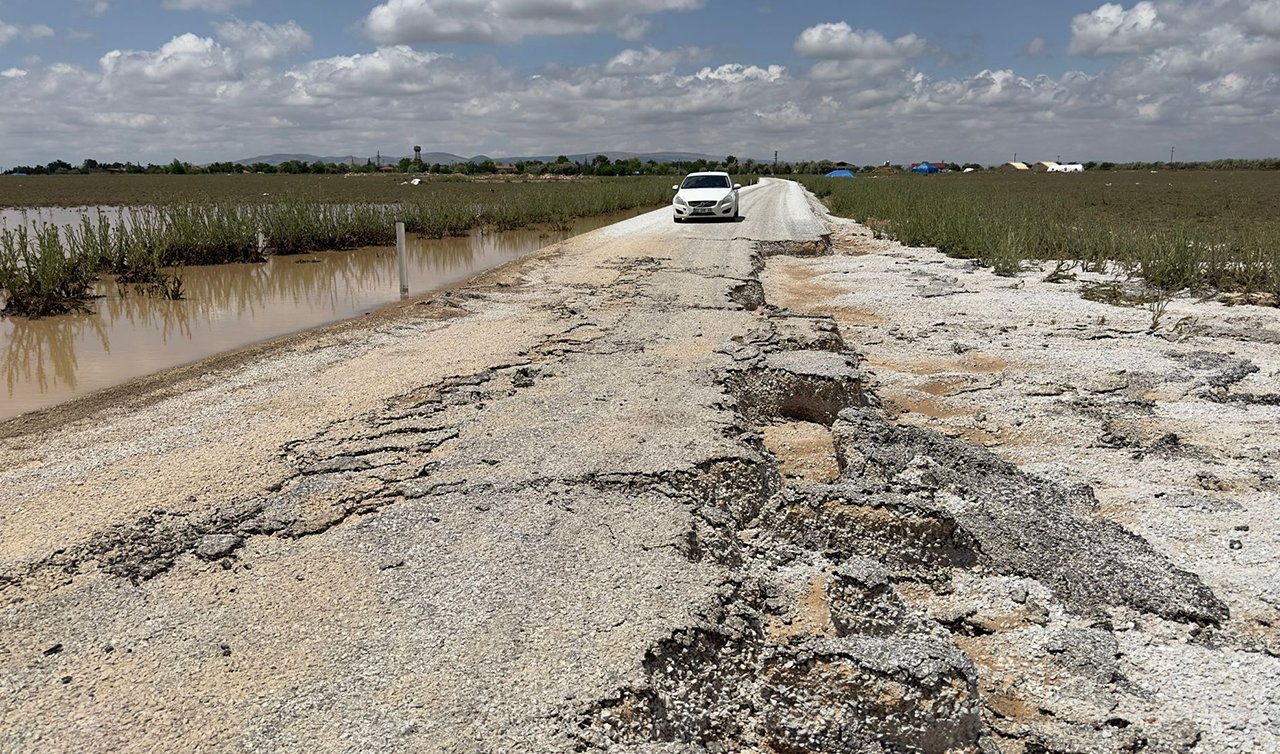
[0,172,672,208]
[800,170,1280,302]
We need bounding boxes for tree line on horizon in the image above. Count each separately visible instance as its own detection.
[4,155,1278,177]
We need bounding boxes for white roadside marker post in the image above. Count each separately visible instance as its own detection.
[396,221,408,296]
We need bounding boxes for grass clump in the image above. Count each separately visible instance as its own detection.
[0,226,98,317]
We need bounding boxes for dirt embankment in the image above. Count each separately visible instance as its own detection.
[1,180,1275,753]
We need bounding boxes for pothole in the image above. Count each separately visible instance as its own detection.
[757,238,833,258]
[577,580,983,754]
[761,421,840,485]
[727,350,868,426]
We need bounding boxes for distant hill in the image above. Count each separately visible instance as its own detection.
[232,152,466,166]
[508,151,725,165]
[230,150,733,167]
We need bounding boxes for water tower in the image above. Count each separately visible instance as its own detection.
[413,145,422,165]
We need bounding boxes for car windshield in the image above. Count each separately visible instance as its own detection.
[681,175,731,189]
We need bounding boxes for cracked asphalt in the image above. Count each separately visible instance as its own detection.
[2,178,1260,754]
[0,179,826,753]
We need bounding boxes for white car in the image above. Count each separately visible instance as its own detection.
[672,171,741,222]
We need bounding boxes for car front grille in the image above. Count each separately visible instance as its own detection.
[690,200,717,208]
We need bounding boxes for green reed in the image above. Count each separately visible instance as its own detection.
[0,225,99,317]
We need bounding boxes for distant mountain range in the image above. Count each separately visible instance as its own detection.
[231,150,733,166]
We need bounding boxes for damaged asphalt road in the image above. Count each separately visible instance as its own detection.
[0,179,1240,753]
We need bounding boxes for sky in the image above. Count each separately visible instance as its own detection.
[0,0,1277,166]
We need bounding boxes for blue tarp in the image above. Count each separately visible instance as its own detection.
[912,162,940,174]
[825,169,855,178]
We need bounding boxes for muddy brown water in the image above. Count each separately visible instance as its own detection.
[1,211,641,420]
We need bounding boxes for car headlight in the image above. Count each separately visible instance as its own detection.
[717,195,734,206]
[674,196,688,206]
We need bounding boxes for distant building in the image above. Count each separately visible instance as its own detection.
[1048,163,1085,173]
[1032,161,1059,172]
[494,164,517,173]
[1000,162,1030,172]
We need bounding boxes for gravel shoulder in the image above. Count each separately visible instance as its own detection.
[763,202,1280,753]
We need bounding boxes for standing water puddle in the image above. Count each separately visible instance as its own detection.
[1,211,641,420]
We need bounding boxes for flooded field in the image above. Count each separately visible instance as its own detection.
[1,211,639,420]
[0,206,102,231]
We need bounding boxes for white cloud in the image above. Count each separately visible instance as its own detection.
[691,63,784,85]
[215,19,312,64]
[753,102,813,130]
[1242,0,1280,36]
[1197,72,1251,101]
[1071,0,1280,112]
[1069,2,1170,55]
[1,68,27,78]
[162,0,252,11]
[284,46,504,104]
[604,46,708,75]
[1026,37,1046,57]
[362,0,704,44]
[793,22,929,83]
[806,57,914,83]
[794,22,927,60]
[100,33,239,82]
[84,1,110,16]
[1,20,56,44]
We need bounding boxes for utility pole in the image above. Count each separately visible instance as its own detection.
[1170,146,1175,164]
[774,150,778,166]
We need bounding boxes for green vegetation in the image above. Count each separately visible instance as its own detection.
[1,153,765,182]
[0,170,755,209]
[1,176,679,317]
[800,171,1280,305]
[0,226,99,317]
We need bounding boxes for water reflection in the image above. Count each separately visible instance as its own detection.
[3,313,109,397]
[1,212,637,420]
[103,282,194,343]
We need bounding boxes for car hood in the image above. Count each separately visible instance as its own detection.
[675,187,733,202]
